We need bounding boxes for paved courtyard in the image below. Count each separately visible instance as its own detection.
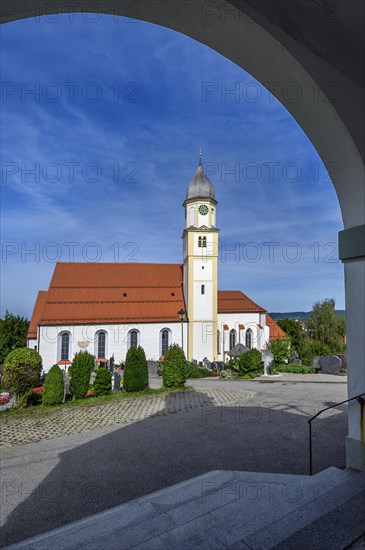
[0,388,254,447]
[1,379,348,547]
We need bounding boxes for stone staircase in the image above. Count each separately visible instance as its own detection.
[7,468,365,549]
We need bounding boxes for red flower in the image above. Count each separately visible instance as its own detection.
[32,386,44,394]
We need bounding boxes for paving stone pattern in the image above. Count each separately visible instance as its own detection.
[0,389,254,447]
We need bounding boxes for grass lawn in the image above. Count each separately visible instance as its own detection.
[0,386,193,417]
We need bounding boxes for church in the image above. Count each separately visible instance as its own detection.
[27,154,285,371]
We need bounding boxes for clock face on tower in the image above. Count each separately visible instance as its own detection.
[198,205,208,215]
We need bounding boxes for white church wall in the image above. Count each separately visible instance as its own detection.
[27,338,37,350]
[193,282,213,319]
[38,322,183,372]
[193,258,213,280]
[192,321,214,361]
[217,312,263,352]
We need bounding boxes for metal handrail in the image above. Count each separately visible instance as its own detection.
[308,392,365,475]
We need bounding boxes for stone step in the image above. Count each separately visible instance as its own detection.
[272,489,365,550]
[5,468,364,550]
[243,469,365,549]
[154,467,348,549]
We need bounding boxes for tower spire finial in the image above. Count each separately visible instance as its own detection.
[199,146,202,165]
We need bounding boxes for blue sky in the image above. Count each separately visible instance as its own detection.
[1,14,344,318]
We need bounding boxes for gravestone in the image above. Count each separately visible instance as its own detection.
[113,371,121,392]
[147,360,159,375]
[289,351,302,365]
[337,354,347,370]
[229,343,249,357]
[319,355,342,375]
[312,356,321,368]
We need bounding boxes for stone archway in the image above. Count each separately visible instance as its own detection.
[2,0,364,469]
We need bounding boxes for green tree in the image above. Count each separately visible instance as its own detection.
[306,298,346,353]
[0,311,30,364]
[162,344,187,387]
[70,351,94,399]
[123,346,148,392]
[276,319,303,351]
[93,368,112,396]
[268,339,291,365]
[298,338,332,366]
[42,365,64,406]
[2,347,42,400]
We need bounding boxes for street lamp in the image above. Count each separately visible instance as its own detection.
[178,309,186,354]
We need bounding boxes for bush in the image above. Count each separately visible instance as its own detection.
[271,364,316,374]
[3,347,42,399]
[162,344,187,387]
[42,365,64,406]
[188,367,212,378]
[268,339,291,365]
[93,368,112,396]
[70,351,94,399]
[231,349,263,378]
[123,346,148,392]
[298,339,332,365]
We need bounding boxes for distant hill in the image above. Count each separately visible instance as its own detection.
[269,310,346,321]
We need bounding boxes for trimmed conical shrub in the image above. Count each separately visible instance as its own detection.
[70,351,94,399]
[123,346,148,392]
[42,365,64,406]
[162,344,187,388]
[93,368,112,396]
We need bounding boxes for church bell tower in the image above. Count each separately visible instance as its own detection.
[182,150,219,362]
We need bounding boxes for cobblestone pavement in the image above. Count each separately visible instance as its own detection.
[0,388,254,447]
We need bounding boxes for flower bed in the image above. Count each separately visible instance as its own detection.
[0,392,10,405]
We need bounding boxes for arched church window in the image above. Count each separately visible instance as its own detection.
[201,285,205,295]
[160,328,170,356]
[202,236,207,247]
[96,331,106,358]
[245,329,253,349]
[128,329,139,349]
[60,332,70,361]
[229,329,236,350]
[217,330,221,354]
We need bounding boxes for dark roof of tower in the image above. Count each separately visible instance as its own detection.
[186,156,216,201]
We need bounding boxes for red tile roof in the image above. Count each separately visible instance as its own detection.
[28,263,273,333]
[27,291,48,338]
[266,314,287,340]
[218,290,265,313]
[34,263,186,326]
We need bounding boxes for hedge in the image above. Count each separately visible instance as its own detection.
[70,351,94,399]
[42,365,64,405]
[162,344,187,387]
[93,368,112,396]
[123,346,148,392]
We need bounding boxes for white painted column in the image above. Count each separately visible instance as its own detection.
[344,257,365,470]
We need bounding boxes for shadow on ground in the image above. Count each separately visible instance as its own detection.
[1,392,348,546]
